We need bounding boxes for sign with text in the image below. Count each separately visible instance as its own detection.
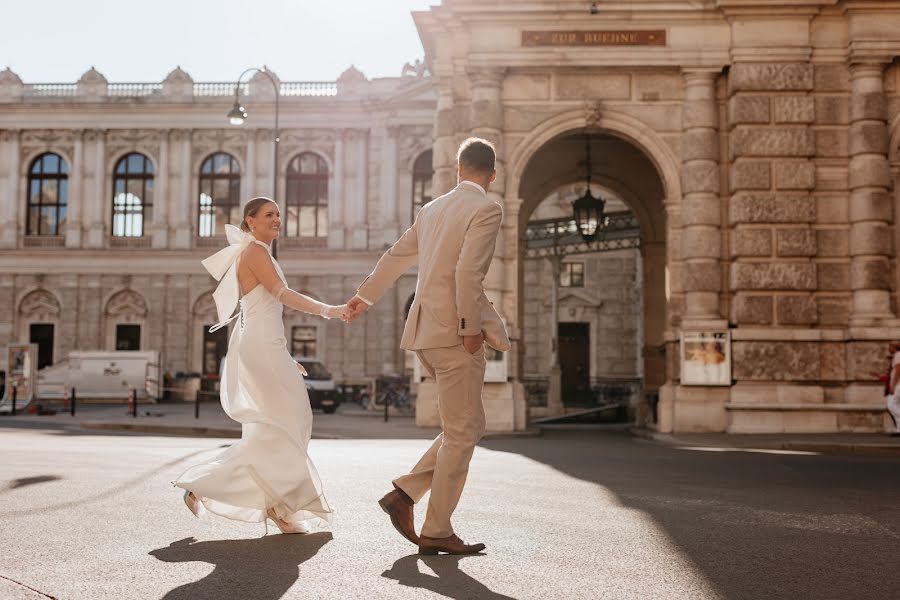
[522,30,666,47]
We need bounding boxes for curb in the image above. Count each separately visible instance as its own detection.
[630,428,900,457]
[79,422,343,440]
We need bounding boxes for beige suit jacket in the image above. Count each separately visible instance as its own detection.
[357,182,510,352]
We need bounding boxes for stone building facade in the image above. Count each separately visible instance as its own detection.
[0,66,438,387]
[411,0,900,433]
[5,0,900,434]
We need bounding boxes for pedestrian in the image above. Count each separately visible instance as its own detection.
[886,342,900,436]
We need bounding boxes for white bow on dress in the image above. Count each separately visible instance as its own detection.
[202,224,255,332]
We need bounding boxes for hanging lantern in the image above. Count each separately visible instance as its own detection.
[573,132,606,242]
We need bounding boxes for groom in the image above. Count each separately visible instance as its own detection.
[346,137,509,555]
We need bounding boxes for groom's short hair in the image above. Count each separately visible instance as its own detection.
[457,137,496,173]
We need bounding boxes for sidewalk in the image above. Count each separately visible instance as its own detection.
[632,428,900,457]
[0,401,437,440]
[0,401,539,440]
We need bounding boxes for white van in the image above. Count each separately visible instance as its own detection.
[35,351,161,401]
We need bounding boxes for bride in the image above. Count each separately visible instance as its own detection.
[174,197,348,534]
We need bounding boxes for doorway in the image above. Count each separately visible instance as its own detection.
[29,323,54,370]
[559,322,590,405]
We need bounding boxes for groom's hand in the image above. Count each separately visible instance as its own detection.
[462,332,484,354]
[345,295,370,322]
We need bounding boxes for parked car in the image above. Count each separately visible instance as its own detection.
[295,358,339,414]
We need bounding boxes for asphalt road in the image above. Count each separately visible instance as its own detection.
[0,424,897,600]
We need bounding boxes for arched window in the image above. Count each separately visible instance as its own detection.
[27,153,69,236]
[285,152,328,238]
[112,153,154,237]
[198,153,241,237]
[411,150,433,219]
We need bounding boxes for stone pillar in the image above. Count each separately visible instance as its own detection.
[547,256,563,415]
[151,129,169,248]
[680,69,724,328]
[0,129,20,247]
[379,125,399,245]
[352,129,369,249]
[244,130,256,200]
[329,132,345,248]
[85,129,106,248]
[65,130,84,248]
[469,67,506,203]
[172,130,192,248]
[848,62,894,323]
[432,79,457,197]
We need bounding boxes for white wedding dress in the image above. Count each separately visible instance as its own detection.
[174,225,333,529]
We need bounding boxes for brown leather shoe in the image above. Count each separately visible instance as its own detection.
[378,489,419,545]
[418,534,486,555]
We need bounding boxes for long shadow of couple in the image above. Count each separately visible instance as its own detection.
[150,533,332,600]
[151,535,515,600]
[382,554,516,600]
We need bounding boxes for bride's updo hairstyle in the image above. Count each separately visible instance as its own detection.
[240,197,276,232]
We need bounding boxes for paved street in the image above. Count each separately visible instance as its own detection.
[0,422,898,600]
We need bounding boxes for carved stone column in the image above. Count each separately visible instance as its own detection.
[65,129,84,248]
[0,129,20,247]
[85,129,106,248]
[431,78,457,197]
[848,61,895,323]
[680,69,724,328]
[379,125,400,245]
[151,129,169,248]
[172,129,192,248]
[329,131,345,249]
[244,129,256,200]
[469,67,506,202]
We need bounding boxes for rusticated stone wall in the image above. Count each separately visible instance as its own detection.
[728,63,820,328]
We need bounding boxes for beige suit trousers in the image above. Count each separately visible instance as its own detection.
[393,344,487,538]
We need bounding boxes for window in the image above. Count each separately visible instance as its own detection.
[112,153,154,237]
[115,324,141,350]
[411,150,433,218]
[198,153,241,237]
[560,262,585,287]
[27,153,69,236]
[285,153,328,237]
[291,325,317,358]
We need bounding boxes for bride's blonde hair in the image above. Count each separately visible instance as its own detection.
[240,197,276,232]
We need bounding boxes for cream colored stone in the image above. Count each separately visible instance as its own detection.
[728,63,813,93]
[782,411,837,433]
[554,73,630,100]
[815,229,849,257]
[775,228,816,257]
[728,410,784,433]
[731,228,773,257]
[729,160,771,191]
[774,96,814,124]
[729,192,815,224]
[773,161,815,190]
[730,127,815,159]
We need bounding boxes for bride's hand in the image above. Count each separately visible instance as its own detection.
[325,304,352,322]
[295,362,308,376]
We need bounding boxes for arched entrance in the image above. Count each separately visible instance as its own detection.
[507,113,676,426]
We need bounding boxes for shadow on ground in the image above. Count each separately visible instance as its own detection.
[382,554,517,600]
[482,430,900,600]
[150,533,332,600]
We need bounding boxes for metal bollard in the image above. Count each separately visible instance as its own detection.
[384,393,389,423]
[130,388,137,418]
[11,385,16,416]
[70,387,76,417]
[195,393,200,420]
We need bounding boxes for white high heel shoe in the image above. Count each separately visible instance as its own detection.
[265,508,310,534]
[183,490,204,518]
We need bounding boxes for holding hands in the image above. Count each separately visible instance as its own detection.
[344,296,370,323]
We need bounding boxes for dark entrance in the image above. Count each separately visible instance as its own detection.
[559,322,590,405]
[29,323,54,370]
[115,324,141,350]
[203,326,229,377]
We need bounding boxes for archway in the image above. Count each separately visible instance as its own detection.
[509,123,671,426]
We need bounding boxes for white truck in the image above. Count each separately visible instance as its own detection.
[33,350,161,402]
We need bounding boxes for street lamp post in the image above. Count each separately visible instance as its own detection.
[228,67,280,258]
